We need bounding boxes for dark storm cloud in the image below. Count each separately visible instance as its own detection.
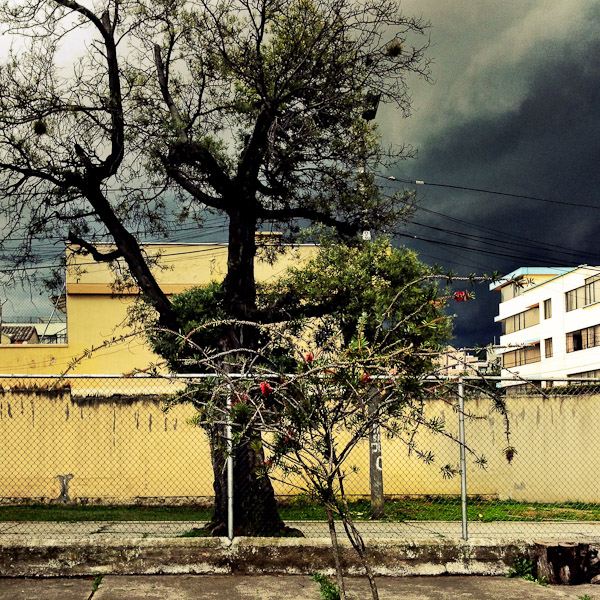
[4,1,599,346]
[379,1,600,347]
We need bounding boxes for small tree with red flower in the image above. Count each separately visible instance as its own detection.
[165,239,508,600]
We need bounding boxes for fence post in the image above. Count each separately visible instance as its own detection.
[227,393,234,541]
[458,376,468,540]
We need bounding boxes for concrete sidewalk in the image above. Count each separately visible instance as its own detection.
[1,575,599,600]
[3,519,600,540]
[2,520,600,579]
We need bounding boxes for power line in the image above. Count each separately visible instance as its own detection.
[0,218,228,244]
[396,231,592,267]
[377,175,600,210]
[0,237,312,275]
[373,189,600,271]
[408,220,600,265]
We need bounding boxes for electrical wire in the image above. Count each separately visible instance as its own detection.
[377,174,600,210]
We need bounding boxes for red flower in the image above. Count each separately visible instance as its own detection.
[305,352,314,362]
[231,393,249,405]
[454,291,471,302]
[260,381,273,396]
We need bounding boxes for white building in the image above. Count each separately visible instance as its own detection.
[435,346,498,377]
[491,266,600,381]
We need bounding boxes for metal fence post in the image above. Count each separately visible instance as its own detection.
[227,393,234,541]
[458,377,468,540]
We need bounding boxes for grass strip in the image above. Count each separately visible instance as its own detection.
[1,497,600,523]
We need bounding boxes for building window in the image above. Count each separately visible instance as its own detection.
[502,344,541,368]
[566,324,600,353]
[543,298,552,319]
[568,369,600,380]
[565,286,586,312]
[544,338,553,358]
[501,283,522,302]
[501,306,540,335]
[585,275,600,305]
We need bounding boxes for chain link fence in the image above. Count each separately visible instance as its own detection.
[1,374,599,540]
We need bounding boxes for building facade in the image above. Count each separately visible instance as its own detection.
[435,346,497,377]
[0,241,317,375]
[491,266,600,381]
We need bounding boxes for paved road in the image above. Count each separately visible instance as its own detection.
[0,574,599,600]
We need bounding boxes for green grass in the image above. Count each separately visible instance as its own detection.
[0,504,212,522]
[91,575,104,593]
[278,496,600,523]
[2,497,600,523]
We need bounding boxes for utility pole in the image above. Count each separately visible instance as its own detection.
[368,390,385,518]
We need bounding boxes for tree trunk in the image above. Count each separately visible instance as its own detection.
[206,423,292,536]
[534,542,600,585]
[223,205,257,317]
[339,507,379,600]
[203,203,294,536]
[326,503,347,600]
[338,476,380,600]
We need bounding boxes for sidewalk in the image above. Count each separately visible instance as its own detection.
[3,519,600,540]
[1,574,599,600]
[2,521,600,588]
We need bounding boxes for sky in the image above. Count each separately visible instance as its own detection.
[3,0,600,350]
[377,0,600,348]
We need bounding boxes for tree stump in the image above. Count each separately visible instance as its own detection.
[534,541,600,584]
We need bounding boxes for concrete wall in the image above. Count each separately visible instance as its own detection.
[0,388,212,502]
[1,388,598,504]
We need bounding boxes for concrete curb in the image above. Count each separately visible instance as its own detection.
[0,536,534,577]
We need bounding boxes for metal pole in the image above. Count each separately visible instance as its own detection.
[227,393,234,541]
[458,377,468,540]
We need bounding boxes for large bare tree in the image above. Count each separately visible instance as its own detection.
[0,0,430,534]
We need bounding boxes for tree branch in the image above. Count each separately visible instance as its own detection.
[154,43,188,143]
[67,232,123,262]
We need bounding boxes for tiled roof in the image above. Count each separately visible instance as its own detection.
[1,325,39,343]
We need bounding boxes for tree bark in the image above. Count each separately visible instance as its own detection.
[326,503,347,600]
[534,542,600,585]
[207,424,290,536]
[203,201,294,536]
[223,205,258,317]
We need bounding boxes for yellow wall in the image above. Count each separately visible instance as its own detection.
[0,388,211,501]
[2,389,598,504]
[0,243,317,375]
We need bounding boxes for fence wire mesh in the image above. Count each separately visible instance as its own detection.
[1,374,599,540]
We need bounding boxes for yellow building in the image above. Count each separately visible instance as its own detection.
[0,241,317,376]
